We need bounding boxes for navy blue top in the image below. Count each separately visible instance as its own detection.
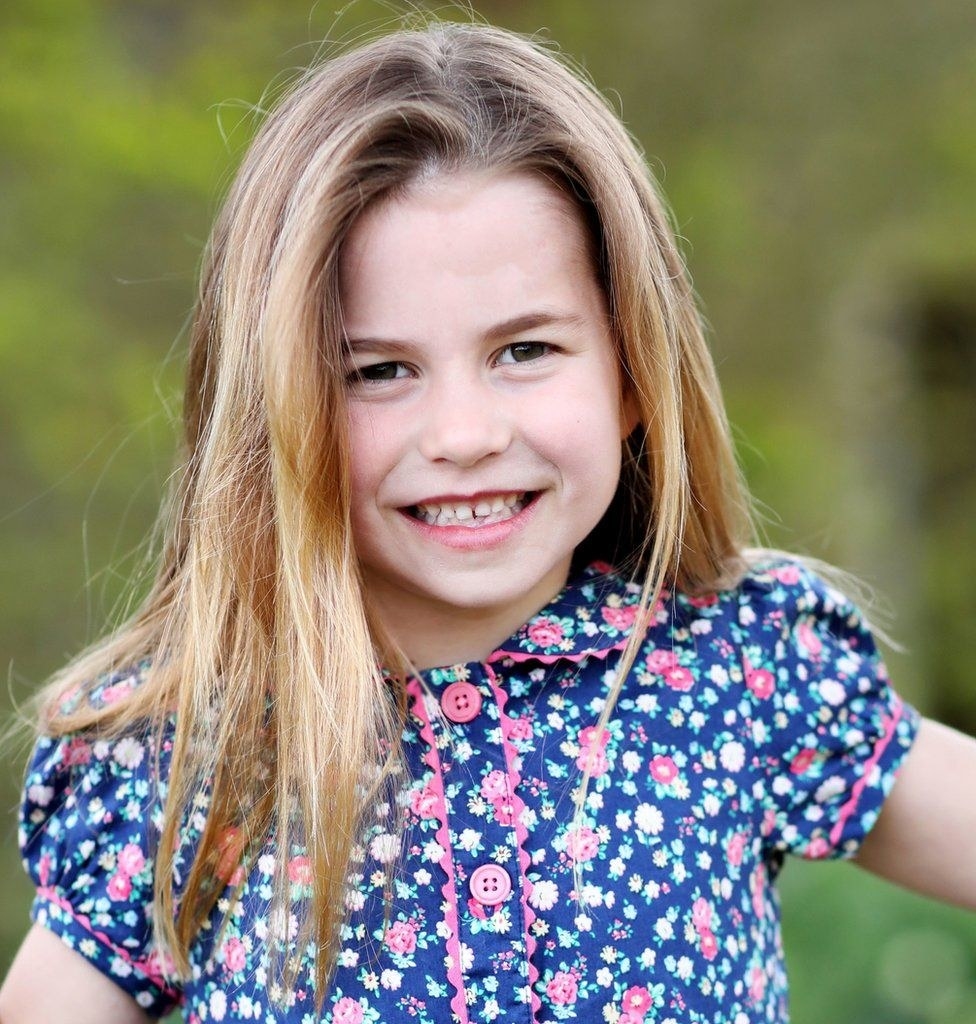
[19,560,918,1022]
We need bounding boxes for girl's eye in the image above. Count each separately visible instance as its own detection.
[497,342,549,364]
[348,361,408,383]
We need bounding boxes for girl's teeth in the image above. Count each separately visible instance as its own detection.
[413,493,529,526]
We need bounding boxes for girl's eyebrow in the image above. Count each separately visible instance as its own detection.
[482,310,587,341]
[345,310,588,350]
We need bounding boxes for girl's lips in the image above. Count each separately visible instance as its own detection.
[406,491,534,528]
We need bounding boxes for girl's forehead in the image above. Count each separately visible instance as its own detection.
[337,168,610,344]
[340,169,595,285]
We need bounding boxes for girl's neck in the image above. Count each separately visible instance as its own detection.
[368,559,572,670]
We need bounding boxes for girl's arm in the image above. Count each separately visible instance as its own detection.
[0,925,151,1024]
[855,716,976,908]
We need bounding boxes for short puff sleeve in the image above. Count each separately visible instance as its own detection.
[18,716,182,1016]
[738,561,920,860]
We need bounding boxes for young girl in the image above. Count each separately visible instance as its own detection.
[2,19,975,1024]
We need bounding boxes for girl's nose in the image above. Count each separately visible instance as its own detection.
[417,380,512,467]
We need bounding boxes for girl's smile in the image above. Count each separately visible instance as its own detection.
[340,171,637,667]
[407,490,533,528]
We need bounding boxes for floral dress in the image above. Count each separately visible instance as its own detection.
[19,560,918,1023]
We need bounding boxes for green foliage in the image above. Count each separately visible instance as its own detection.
[2,1,975,1016]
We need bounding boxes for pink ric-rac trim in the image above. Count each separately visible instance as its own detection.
[489,633,631,667]
[35,885,182,1002]
[485,665,542,1023]
[405,678,470,1024]
[828,697,905,849]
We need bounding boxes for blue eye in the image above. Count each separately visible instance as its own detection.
[498,342,549,364]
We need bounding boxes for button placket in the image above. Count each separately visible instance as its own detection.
[423,663,530,1016]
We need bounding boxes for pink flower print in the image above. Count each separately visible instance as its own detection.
[117,843,146,878]
[804,836,830,860]
[333,997,366,1024]
[688,592,718,608]
[699,928,719,961]
[527,617,565,648]
[409,783,440,819]
[38,852,52,887]
[576,726,610,775]
[62,737,91,767]
[619,1014,645,1024]
[491,801,515,826]
[770,564,801,585]
[141,947,177,980]
[385,919,418,955]
[691,897,713,931]
[663,666,694,691]
[287,855,314,886]
[576,745,609,776]
[601,604,637,631]
[508,716,534,741]
[565,825,600,863]
[645,649,679,674]
[750,864,767,919]
[748,965,767,1003]
[622,985,653,1017]
[796,620,823,658]
[578,725,610,750]
[546,971,579,1005]
[467,897,488,921]
[760,808,777,839]
[745,667,775,700]
[649,755,679,785]
[222,936,247,974]
[789,748,817,775]
[726,832,746,867]
[100,681,133,705]
[106,871,132,901]
[480,770,509,803]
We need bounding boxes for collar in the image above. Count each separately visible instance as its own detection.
[488,562,645,665]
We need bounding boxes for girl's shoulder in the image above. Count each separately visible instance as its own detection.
[669,552,875,635]
[19,661,179,1013]
[21,661,168,872]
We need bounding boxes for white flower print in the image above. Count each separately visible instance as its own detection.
[457,828,483,852]
[815,776,847,803]
[529,879,559,910]
[719,741,745,772]
[210,990,227,1020]
[819,678,847,706]
[112,737,144,769]
[634,802,664,835]
[27,784,53,807]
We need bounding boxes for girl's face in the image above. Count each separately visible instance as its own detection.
[340,171,636,667]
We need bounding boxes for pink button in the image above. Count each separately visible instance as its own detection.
[469,864,512,906]
[441,681,482,723]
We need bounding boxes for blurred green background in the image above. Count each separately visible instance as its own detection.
[2,1,975,1020]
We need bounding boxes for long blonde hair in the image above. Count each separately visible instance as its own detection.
[39,19,751,1000]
